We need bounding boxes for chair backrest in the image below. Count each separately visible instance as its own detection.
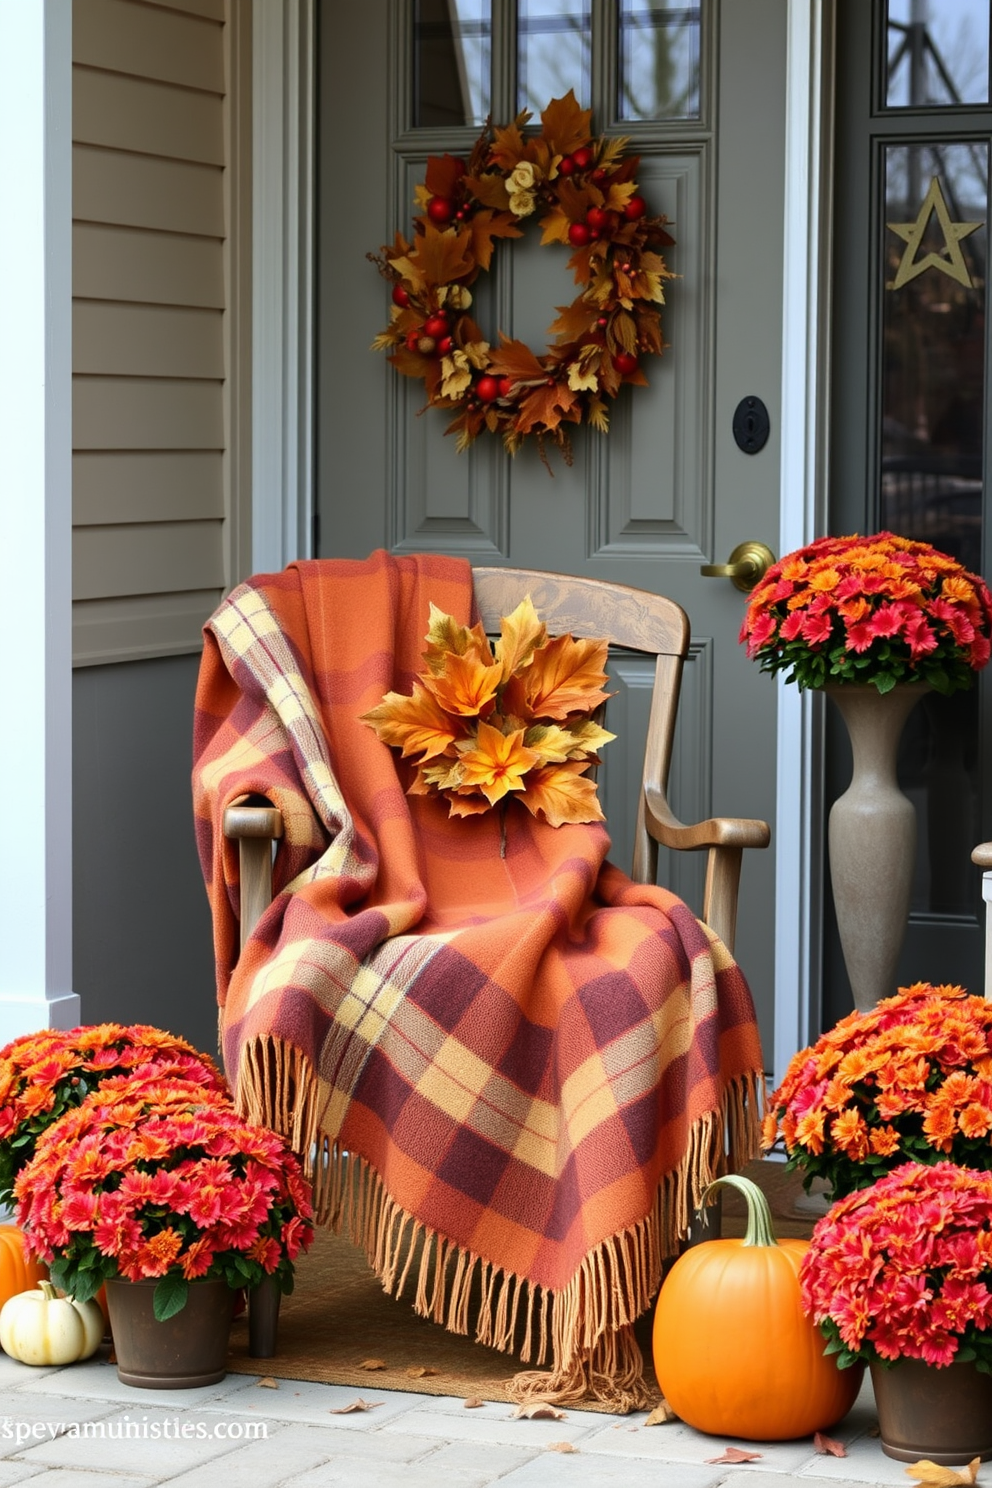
[472,567,690,884]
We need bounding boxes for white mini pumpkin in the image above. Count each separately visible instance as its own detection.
[0,1281,103,1366]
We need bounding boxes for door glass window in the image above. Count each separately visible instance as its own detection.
[618,0,701,120]
[881,143,988,917]
[517,0,592,114]
[886,0,990,108]
[414,0,492,128]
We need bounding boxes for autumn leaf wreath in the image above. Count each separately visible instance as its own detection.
[361,595,615,835]
[369,91,675,465]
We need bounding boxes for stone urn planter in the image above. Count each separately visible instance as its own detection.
[826,683,928,1011]
[105,1277,236,1389]
[871,1357,992,1464]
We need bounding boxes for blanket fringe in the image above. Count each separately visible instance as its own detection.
[234,1034,764,1411]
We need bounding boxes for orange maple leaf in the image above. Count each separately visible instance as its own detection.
[539,90,593,157]
[469,210,523,271]
[521,762,604,827]
[507,633,611,719]
[494,596,548,680]
[428,651,503,718]
[410,222,476,287]
[463,173,512,212]
[454,721,541,806]
[488,336,548,384]
[424,153,468,201]
[489,115,530,170]
[361,684,459,760]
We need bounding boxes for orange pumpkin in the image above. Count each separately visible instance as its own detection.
[652,1174,862,1440]
[0,1226,46,1314]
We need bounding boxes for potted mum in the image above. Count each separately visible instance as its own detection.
[740,533,992,1010]
[0,1023,228,1209]
[14,1075,313,1388]
[800,1162,992,1464]
[764,982,992,1200]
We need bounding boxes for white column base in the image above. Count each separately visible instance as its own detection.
[0,995,81,1046]
[983,872,992,1001]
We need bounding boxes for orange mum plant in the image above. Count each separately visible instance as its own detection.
[0,1024,228,1211]
[740,532,992,694]
[361,596,614,829]
[764,983,992,1199]
[14,1076,313,1322]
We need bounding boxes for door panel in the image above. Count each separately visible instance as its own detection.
[317,0,785,1058]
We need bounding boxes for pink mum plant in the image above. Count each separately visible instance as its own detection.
[800,1162,992,1371]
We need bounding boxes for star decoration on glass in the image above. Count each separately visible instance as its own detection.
[887,175,983,291]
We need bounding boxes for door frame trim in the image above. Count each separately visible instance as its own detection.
[251,0,316,575]
[774,0,835,1082]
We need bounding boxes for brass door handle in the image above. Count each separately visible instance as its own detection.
[700,541,776,593]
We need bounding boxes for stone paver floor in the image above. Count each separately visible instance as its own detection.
[0,1352,959,1487]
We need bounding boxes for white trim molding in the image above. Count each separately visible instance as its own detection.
[0,0,80,1036]
[252,0,316,575]
[774,0,835,1083]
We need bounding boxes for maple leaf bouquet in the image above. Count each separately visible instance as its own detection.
[361,596,615,832]
[800,1162,992,1373]
[763,983,992,1199]
[14,1075,313,1321]
[740,532,992,694]
[0,1023,228,1210]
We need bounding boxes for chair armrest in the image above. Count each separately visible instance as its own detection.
[643,786,769,954]
[223,801,284,948]
[644,788,770,853]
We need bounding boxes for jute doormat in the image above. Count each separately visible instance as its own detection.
[226,1158,815,1409]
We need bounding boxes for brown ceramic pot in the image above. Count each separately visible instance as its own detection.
[105,1277,235,1389]
[871,1356,992,1463]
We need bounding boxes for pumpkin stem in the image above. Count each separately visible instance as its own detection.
[38,1280,57,1300]
[700,1174,778,1247]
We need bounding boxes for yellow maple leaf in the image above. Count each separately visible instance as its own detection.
[539,90,594,157]
[561,718,616,757]
[539,206,572,246]
[440,351,472,400]
[567,362,599,393]
[361,683,460,760]
[904,1458,980,1486]
[494,596,548,680]
[521,762,604,827]
[428,650,503,717]
[586,397,609,434]
[454,721,541,806]
[423,605,494,672]
[523,724,575,764]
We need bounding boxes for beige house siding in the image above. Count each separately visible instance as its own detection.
[71,0,250,666]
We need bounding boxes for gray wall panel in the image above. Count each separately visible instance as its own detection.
[72,655,218,1059]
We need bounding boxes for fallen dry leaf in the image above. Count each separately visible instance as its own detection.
[358,1358,387,1371]
[406,1365,440,1378]
[463,1397,484,1409]
[704,1446,764,1464]
[256,1377,279,1389]
[813,1431,847,1457]
[547,1442,576,1453]
[329,1399,383,1414]
[905,1460,980,1486]
[510,1402,567,1420]
[645,1401,679,1426]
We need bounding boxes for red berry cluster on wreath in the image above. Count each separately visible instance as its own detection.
[368,91,675,467]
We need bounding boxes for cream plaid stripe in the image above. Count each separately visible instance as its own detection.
[210,586,362,879]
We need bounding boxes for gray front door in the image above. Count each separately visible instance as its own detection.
[316,0,788,1058]
[829,0,992,1022]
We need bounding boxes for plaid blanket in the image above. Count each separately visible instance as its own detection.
[193,552,764,1409]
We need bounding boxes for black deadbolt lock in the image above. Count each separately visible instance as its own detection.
[732,396,770,454]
